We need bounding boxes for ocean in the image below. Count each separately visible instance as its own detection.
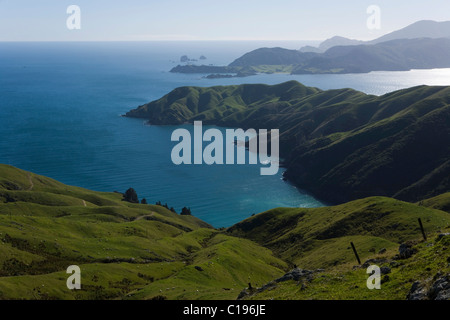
[1,41,450,227]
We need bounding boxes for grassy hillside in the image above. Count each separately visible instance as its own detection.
[227,196,450,268]
[0,165,286,300]
[126,81,450,204]
[0,165,449,300]
[227,195,450,300]
[125,81,321,125]
[418,193,450,213]
[241,232,450,300]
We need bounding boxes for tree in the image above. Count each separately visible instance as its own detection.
[123,188,139,204]
[169,207,177,214]
[180,207,192,216]
[141,198,147,205]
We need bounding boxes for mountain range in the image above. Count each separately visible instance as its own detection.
[171,20,450,76]
[300,20,450,53]
[230,38,450,74]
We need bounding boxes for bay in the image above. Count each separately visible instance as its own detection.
[1,41,450,227]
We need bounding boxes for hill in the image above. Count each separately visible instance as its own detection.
[125,81,450,204]
[228,47,316,67]
[238,230,450,300]
[227,196,450,268]
[226,193,450,301]
[227,38,450,74]
[371,20,450,44]
[300,20,450,53]
[0,164,449,300]
[292,38,450,74]
[314,36,364,52]
[0,164,286,299]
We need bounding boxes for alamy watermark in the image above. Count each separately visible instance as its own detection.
[66,265,81,290]
[366,265,381,290]
[171,121,280,176]
[66,5,81,30]
[367,5,381,30]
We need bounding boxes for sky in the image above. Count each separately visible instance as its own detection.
[0,0,449,41]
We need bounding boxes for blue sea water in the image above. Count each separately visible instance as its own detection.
[1,41,450,227]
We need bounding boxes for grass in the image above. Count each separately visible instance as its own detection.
[0,164,286,300]
[227,196,450,268]
[244,232,450,300]
[0,164,449,300]
[418,193,450,213]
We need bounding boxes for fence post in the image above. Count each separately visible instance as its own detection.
[351,242,361,265]
[418,218,427,241]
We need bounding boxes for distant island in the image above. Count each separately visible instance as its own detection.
[126,81,450,205]
[179,55,207,63]
[170,20,450,77]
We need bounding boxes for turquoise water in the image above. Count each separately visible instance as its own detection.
[1,41,450,227]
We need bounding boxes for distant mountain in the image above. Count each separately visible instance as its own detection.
[371,20,450,44]
[126,81,450,204]
[300,20,450,53]
[321,36,365,51]
[298,45,322,53]
[293,38,450,74]
[228,47,316,67]
[226,38,450,74]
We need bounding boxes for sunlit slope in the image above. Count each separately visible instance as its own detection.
[227,196,450,268]
[243,233,450,300]
[0,164,286,300]
[1,165,449,300]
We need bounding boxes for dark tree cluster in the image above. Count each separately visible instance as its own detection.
[123,188,139,204]
[180,207,192,216]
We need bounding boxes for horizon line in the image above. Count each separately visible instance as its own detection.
[0,39,326,43]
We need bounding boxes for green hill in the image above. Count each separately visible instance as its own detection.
[126,81,450,204]
[227,196,450,268]
[0,165,449,300]
[240,232,450,300]
[0,164,286,300]
[226,194,450,301]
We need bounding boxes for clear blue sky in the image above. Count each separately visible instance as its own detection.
[0,0,449,41]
